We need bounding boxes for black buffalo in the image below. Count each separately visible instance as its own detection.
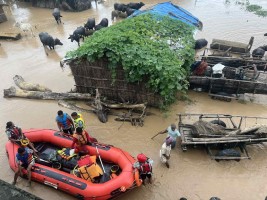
[114,3,119,10]
[117,3,128,12]
[126,8,136,16]
[195,38,208,50]
[252,47,265,58]
[52,8,62,24]
[39,32,63,49]
[68,26,86,46]
[111,10,119,21]
[84,18,95,30]
[95,18,108,30]
[127,2,145,10]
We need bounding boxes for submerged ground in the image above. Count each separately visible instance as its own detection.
[1,0,267,199]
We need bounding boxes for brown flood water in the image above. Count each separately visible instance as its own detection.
[1,0,267,199]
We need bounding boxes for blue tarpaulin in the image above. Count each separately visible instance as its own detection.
[130,2,203,30]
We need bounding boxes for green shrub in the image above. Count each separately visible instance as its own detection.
[67,14,195,106]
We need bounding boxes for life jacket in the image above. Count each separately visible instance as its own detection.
[140,162,152,174]
[78,163,103,182]
[77,155,93,167]
[74,114,85,129]
[57,148,76,160]
[56,113,72,129]
[73,131,88,146]
[16,151,33,166]
[137,153,152,174]
[8,127,21,140]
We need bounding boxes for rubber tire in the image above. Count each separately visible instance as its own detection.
[210,120,226,128]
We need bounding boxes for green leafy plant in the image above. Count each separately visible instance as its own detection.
[67,14,195,106]
[246,4,262,12]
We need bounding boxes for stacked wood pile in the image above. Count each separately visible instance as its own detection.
[186,121,267,143]
[69,58,163,107]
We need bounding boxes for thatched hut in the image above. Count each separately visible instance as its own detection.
[69,58,163,107]
[67,3,202,107]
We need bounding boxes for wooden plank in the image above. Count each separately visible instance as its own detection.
[210,156,249,160]
[0,32,21,40]
[209,93,236,99]
[181,137,267,145]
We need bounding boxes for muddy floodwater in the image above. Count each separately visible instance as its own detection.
[1,0,267,199]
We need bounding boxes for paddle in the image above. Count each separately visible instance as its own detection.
[95,146,110,182]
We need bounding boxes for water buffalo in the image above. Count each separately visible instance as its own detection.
[118,11,127,18]
[84,18,95,30]
[95,18,109,30]
[52,8,62,24]
[252,47,265,58]
[117,3,128,12]
[68,26,86,46]
[114,3,119,10]
[259,45,267,51]
[39,32,63,49]
[195,38,208,50]
[111,10,119,21]
[127,2,145,10]
[126,7,136,16]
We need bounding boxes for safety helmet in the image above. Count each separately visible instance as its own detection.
[137,153,147,163]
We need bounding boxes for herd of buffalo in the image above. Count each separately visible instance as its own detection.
[38,2,145,49]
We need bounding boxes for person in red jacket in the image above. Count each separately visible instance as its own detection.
[71,127,91,154]
[5,121,38,153]
[136,153,153,185]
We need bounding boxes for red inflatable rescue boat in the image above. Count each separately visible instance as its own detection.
[5,129,141,200]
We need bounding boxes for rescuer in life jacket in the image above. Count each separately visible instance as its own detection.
[71,127,92,154]
[5,121,38,153]
[56,110,75,135]
[135,153,153,185]
[12,147,35,187]
[71,112,85,130]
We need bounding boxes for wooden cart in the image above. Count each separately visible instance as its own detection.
[178,113,267,161]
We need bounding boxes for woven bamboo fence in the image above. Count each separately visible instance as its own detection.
[69,58,163,107]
